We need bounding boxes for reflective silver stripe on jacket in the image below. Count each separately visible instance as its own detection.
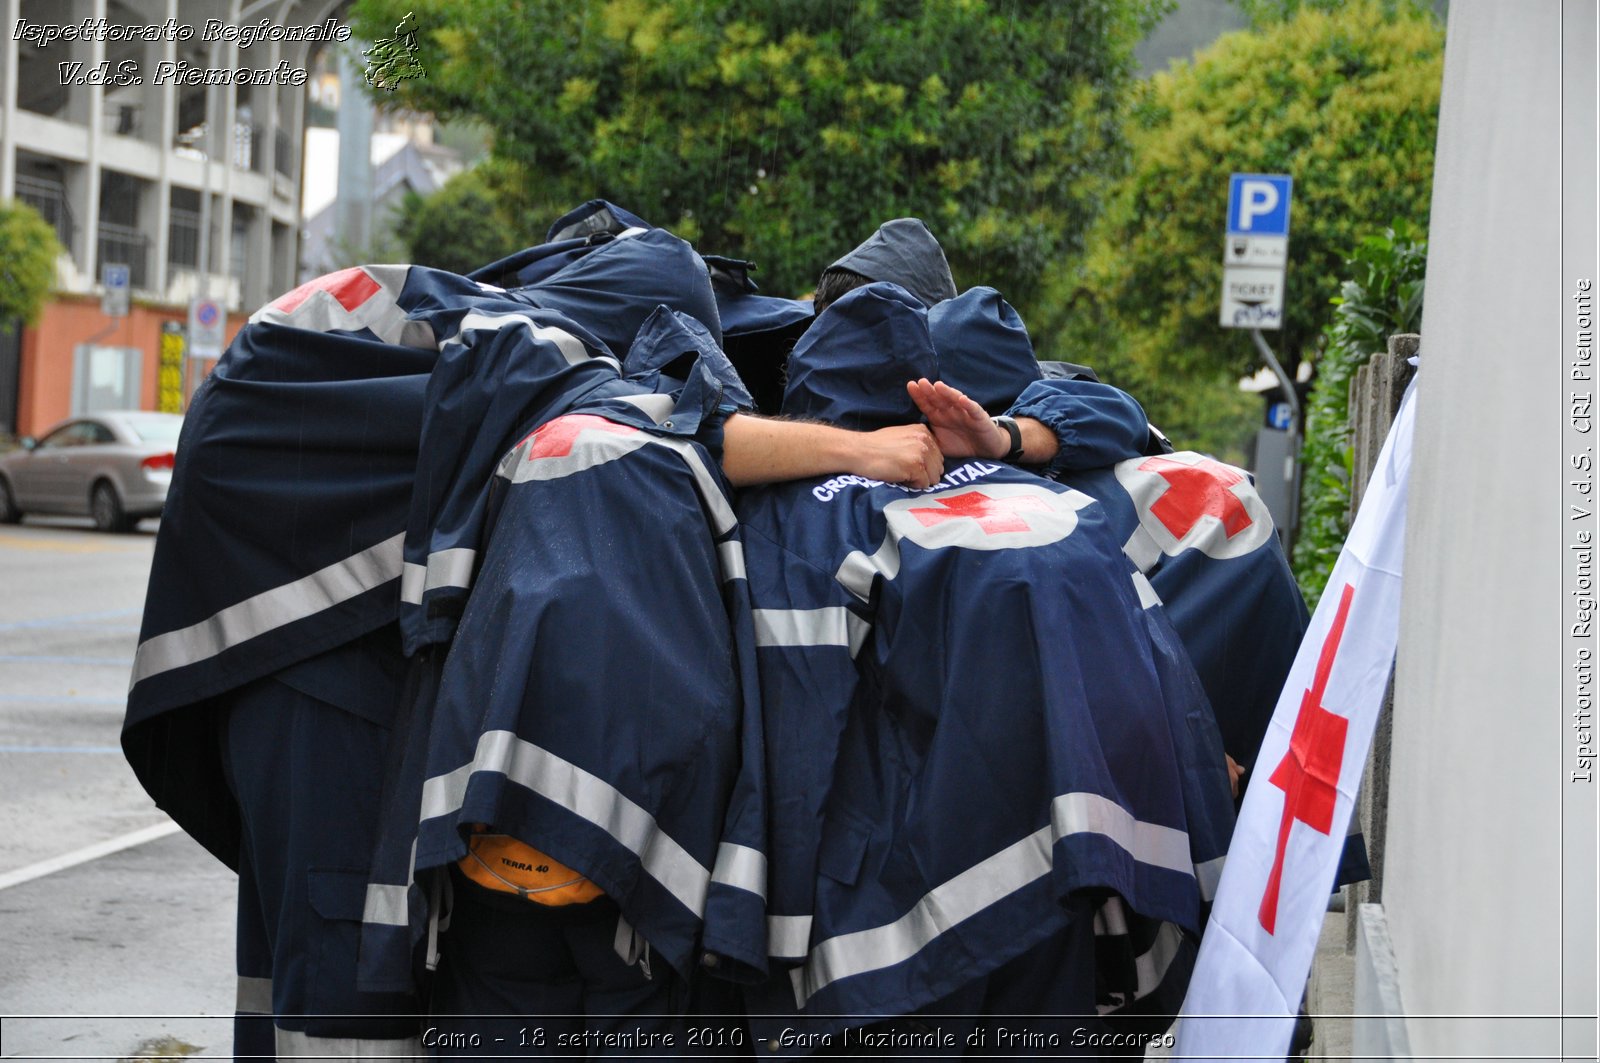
[1052,791,1193,876]
[235,975,272,1015]
[717,540,747,583]
[710,842,766,899]
[246,265,435,351]
[419,730,711,919]
[790,793,1197,1005]
[1123,524,1162,573]
[752,608,869,658]
[130,533,405,688]
[444,311,615,373]
[363,883,411,928]
[834,536,901,602]
[767,914,813,960]
[398,548,477,605]
[790,824,1053,1005]
[1132,570,1163,610]
[1193,854,1226,902]
[655,436,737,536]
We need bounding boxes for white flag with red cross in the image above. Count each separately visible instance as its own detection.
[1174,375,1418,1060]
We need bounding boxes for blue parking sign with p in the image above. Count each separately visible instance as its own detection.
[1227,174,1293,236]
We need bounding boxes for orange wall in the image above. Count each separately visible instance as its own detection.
[16,294,249,436]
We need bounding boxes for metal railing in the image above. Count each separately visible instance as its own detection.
[229,224,253,286]
[96,223,150,289]
[234,121,263,172]
[14,173,75,250]
[168,208,201,269]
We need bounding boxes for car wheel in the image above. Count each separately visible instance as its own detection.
[0,477,19,523]
[91,480,131,533]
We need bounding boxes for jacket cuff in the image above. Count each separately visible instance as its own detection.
[1007,379,1152,477]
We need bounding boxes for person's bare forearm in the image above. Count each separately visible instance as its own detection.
[1016,416,1059,464]
[907,379,1060,464]
[719,413,943,489]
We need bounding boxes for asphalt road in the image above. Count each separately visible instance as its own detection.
[0,519,235,1061]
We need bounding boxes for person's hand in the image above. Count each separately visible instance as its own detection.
[907,378,1007,460]
[1225,754,1246,798]
[852,423,944,488]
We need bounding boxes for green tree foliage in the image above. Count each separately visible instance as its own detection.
[0,200,62,327]
[394,165,524,275]
[1292,220,1424,607]
[1042,0,1441,456]
[348,0,1167,310]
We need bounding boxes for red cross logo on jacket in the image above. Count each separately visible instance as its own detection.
[1139,455,1253,540]
[525,415,637,461]
[1258,582,1355,934]
[908,490,1052,534]
[269,267,382,315]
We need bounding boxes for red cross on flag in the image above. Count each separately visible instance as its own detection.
[1175,376,1418,1061]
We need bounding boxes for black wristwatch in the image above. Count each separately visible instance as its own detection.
[991,415,1025,463]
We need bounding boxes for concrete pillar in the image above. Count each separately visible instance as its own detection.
[1382,0,1592,1056]
[0,0,18,201]
[151,0,179,296]
[216,0,240,305]
[80,0,107,285]
[334,44,372,259]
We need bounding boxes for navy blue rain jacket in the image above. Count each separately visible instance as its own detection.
[929,289,1311,769]
[738,285,1235,1029]
[358,306,772,994]
[122,265,601,866]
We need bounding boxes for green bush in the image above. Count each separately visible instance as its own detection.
[0,200,62,327]
[394,164,524,275]
[1039,0,1442,457]
[1291,220,1426,607]
[349,0,1169,313]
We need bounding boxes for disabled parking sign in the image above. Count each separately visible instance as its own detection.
[1221,173,1292,329]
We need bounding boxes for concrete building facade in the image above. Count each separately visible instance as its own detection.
[0,0,347,435]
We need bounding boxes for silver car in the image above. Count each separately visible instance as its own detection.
[0,411,184,532]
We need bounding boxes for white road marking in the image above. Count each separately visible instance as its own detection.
[0,820,182,891]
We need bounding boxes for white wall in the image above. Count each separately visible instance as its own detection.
[1385,1,1595,1057]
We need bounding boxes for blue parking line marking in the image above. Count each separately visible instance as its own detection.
[0,608,142,632]
[0,655,134,666]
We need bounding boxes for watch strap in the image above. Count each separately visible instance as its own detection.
[991,415,1024,462]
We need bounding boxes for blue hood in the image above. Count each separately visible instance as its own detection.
[827,218,957,309]
[468,200,656,290]
[781,282,936,430]
[544,199,654,243]
[466,236,592,290]
[928,286,1043,415]
[625,304,754,413]
[518,228,722,358]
